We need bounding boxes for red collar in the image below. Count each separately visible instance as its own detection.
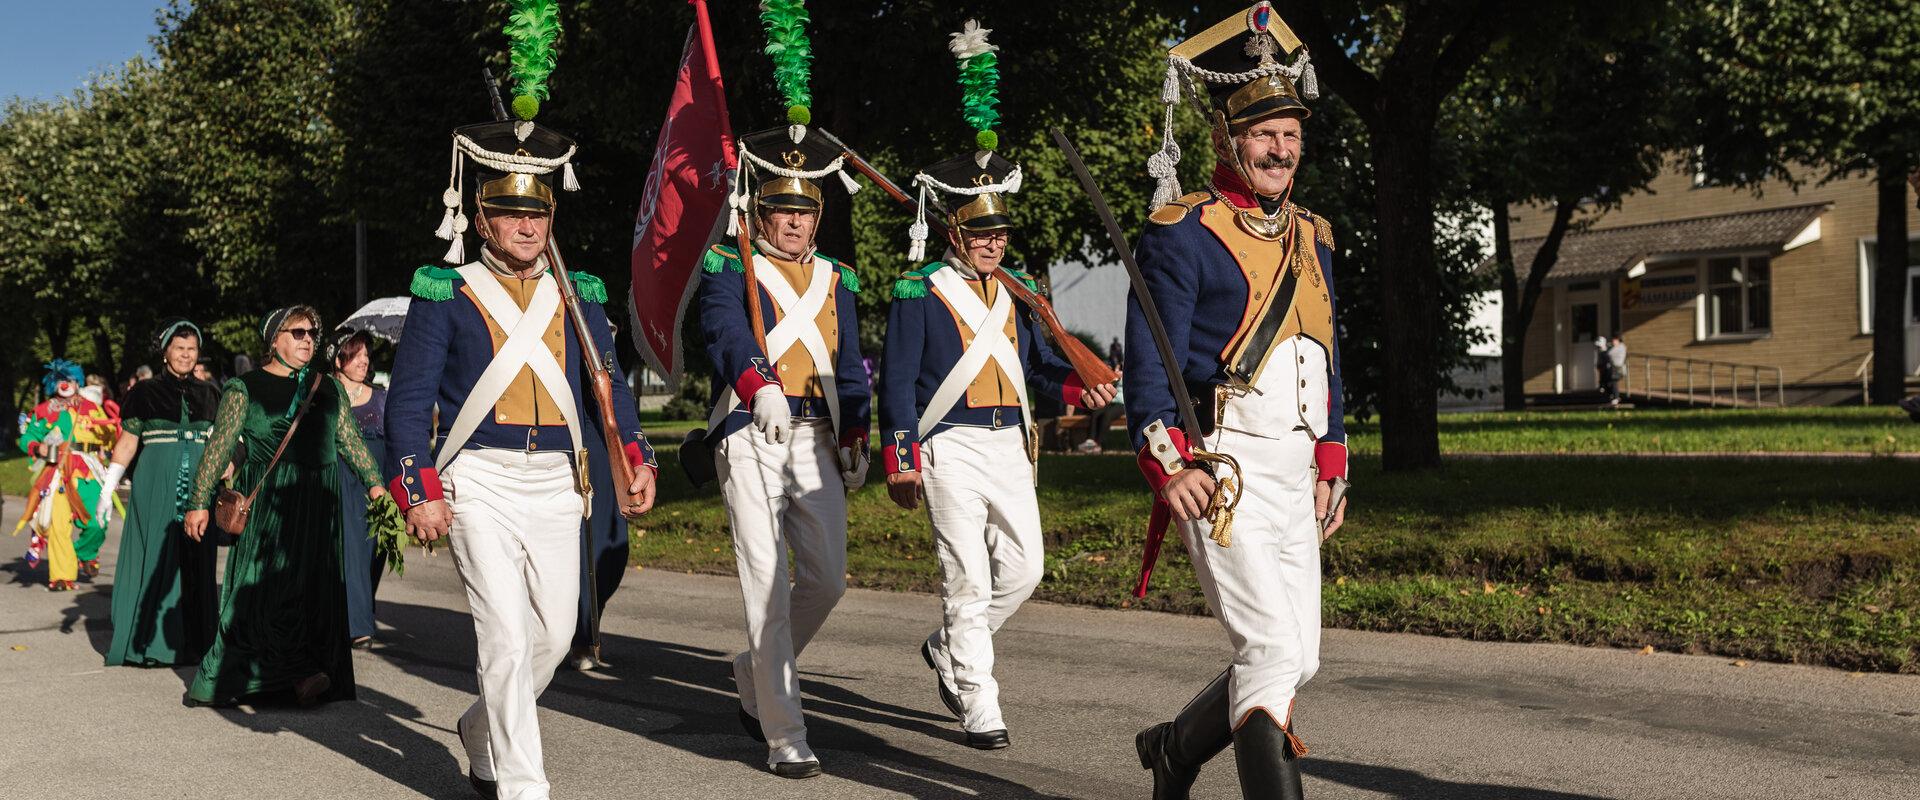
[1208,163,1293,211]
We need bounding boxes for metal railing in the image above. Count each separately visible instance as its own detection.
[1620,352,1786,408]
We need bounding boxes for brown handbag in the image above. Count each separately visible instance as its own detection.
[212,372,323,536]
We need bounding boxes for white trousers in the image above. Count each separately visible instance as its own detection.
[716,419,848,764]
[445,448,584,800]
[1178,426,1322,730]
[919,425,1044,733]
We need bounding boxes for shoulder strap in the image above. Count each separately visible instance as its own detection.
[242,371,325,505]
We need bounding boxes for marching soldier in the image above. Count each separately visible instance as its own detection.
[881,19,1117,751]
[698,127,870,778]
[1125,4,1348,799]
[385,22,658,797]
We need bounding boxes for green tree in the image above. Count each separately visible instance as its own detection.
[1686,0,1920,403]
[1285,0,1664,469]
[1456,30,1685,410]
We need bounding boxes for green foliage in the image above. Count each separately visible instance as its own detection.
[504,0,562,116]
[366,493,409,577]
[758,0,812,112]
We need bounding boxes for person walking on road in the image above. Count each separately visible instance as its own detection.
[182,306,387,707]
[1125,4,1351,797]
[332,330,390,649]
[881,21,1118,751]
[97,319,223,667]
[383,89,657,798]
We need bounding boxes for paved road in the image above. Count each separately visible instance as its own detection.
[1,495,1915,799]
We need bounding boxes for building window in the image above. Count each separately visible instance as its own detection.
[1704,255,1770,337]
[1856,236,1920,334]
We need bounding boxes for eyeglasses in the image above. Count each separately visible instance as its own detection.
[283,328,317,340]
[969,232,1011,244]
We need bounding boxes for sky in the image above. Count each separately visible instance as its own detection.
[1,1,170,103]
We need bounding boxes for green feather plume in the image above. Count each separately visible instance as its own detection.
[504,0,562,120]
[949,20,1001,150]
[759,0,813,120]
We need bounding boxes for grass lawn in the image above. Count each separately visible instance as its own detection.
[0,455,34,499]
[634,443,1919,674]
[1352,406,1920,455]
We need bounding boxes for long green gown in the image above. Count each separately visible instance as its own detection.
[185,369,383,706]
[104,375,222,666]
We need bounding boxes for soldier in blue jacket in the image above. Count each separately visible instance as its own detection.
[1126,4,1349,799]
[385,119,657,800]
[881,143,1117,749]
[696,127,870,779]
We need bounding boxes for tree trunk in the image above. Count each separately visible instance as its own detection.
[1494,199,1526,411]
[91,316,119,392]
[1871,157,1910,404]
[43,313,70,361]
[1373,108,1442,470]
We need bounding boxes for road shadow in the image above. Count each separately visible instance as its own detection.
[208,683,467,799]
[1307,758,1621,800]
[371,598,1073,799]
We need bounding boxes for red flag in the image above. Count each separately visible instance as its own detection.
[629,2,735,392]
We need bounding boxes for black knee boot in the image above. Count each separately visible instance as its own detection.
[1233,708,1305,800]
[1135,669,1233,800]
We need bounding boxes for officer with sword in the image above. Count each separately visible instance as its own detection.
[1057,4,1351,798]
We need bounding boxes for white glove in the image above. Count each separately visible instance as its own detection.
[839,445,869,492]
[750,385,791,445]
[96,462,127,526]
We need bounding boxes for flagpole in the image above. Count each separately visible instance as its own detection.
[690,0,735,169]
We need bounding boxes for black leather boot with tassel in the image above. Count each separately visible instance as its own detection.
[1233,708,1306,800]
[1135,669,1233,800]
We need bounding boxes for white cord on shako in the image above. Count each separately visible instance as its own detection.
[725,124,862,237]
[431,128,582,264]
[905,163,1024,262]
[1146,48,1318,209]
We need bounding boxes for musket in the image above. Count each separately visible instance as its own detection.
[810,129,1119,389]
[1048,127,1240,597]
[483,68,633,666]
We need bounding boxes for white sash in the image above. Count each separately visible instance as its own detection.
[705,254,841,433]
[918,267,1031,440]
[437,263,583,470]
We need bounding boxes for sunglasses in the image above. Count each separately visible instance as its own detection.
[282,327,318,340]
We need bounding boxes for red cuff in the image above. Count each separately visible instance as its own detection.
[839,428,869,453]
[1135,425,1194,492]
[390,467,444,513]
[1314,441,1348,481]
[884,435,921,475]
[26,442,41,459]
[1061,372,1088,408]
[734,361,782,401]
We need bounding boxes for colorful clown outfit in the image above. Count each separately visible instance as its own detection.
[13,359,116,590]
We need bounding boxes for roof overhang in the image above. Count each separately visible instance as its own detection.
[1493,202,1831,285]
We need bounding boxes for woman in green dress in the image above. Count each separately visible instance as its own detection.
[96,319,224,667]
[182,306,387,706]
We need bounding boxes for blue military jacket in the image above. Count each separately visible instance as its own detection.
[1123,191,1348,482]
[878,260,1081,474]
[384,261,655,510]
[695,244,871,447]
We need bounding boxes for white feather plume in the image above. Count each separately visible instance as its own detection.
[948,20,997,60]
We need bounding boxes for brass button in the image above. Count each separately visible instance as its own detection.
[530,429,540,437]
[497,412,509,422]
[897,446,908,455]
[410,494,420,503]
[1238,251,1248,259]
[1254,292,1263,300]
[404,477,414,484]
[778,364,788,372]
[1252,271,1260,279]
[529,443,539,450]
[403,457,414,466]
[1300,403,1309,413]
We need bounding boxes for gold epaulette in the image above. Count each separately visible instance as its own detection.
[1305,209,1334,249]
[1148,191,1213,226]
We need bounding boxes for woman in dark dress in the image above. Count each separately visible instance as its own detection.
[97,319,223,666]
[182,306,386,706]
[332,330,390,648]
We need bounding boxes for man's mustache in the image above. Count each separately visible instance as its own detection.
[1251,153,1297,171]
